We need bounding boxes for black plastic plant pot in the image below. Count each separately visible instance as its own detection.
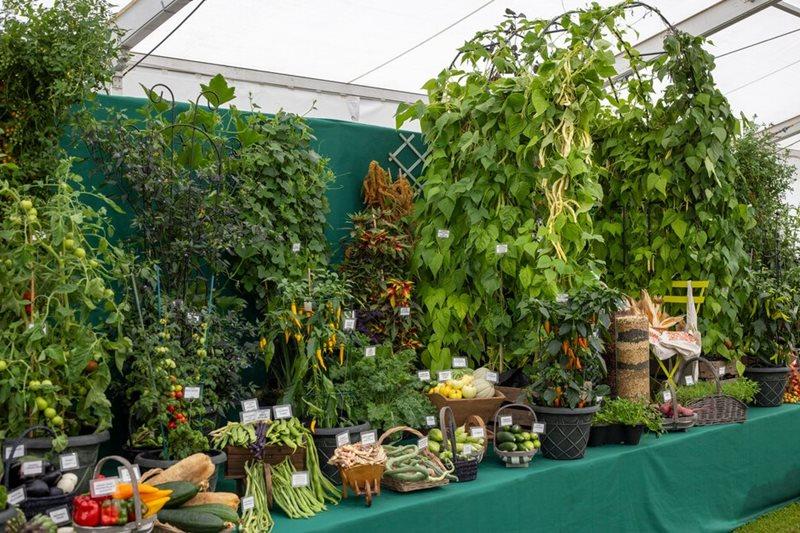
[135,449,227,491]
[588,424,622,447]
[311,422,370,483]
[622,424,644,445]
[532,404,598,460]
[744,366,790,407]
[20,429,110,494]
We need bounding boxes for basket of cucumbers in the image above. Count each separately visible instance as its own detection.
[492,404,541,468]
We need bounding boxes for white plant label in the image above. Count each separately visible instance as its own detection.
[184,386,201,400]
[532,422,546,435]
[425,416,436,427]
[241,496,255,513]
[241,398,259,412]
[417,437,429,450]
[597,396,604,404]
[463,444,473,455]
[495,243,508,254]
[59,452,79,471]
[452,357,467,368]
[437,229,450,239]
[240,410,259,424]
[360,430,377,445]
[685,375,695,386]
[7,487,25,505]
[21,460,43,477]
[303,300,313,312]
[4,444,24,460]
[485,371,498,384]
[256,409,272,422]
[417,370,431,381]
[718,366,726,377]
[291,243,301,253]
[335,432,350,448]
[437,370,452,382]
[663,390,673,403]
[291,471,310,488]
[118,464,141,482]
[364,346,376,358]
[399,306,411,317]
[470,427,485,439]
[48,507,70,525]
[273,404,293,420]
[556,293,569,303]
[499,415,513,427]
[343,318,356,331]
[90,478,118,498]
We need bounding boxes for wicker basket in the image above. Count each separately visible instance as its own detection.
[377,426,450,493]
[439,407,479,482]
[75,456,156,533]
[428,390,506,426]
[224,444,305,479]
[675,356,747,426]
[660,381,697,432]
[492,403,539,468]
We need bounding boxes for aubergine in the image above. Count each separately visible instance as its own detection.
[41,470,62,486]
[49,486,64,496]
[24,479,50,497]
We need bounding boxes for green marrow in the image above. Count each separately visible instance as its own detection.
[157,509,228,533]
[155,481,199,508]
[182,504,239,523]
[496,431,516,444]
[497,441,517,452]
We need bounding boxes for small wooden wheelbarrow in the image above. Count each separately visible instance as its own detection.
[339,463,385,507]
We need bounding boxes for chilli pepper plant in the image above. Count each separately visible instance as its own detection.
[263,269,353,428]
[0,161,131,440]
[522,287,624,408]
[743,270,797,368]
[340,162,421,350]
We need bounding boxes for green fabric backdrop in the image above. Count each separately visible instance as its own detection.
[72,94,425,258]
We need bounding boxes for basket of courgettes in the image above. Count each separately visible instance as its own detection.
[439,407,479,482]
[492,404,541,468]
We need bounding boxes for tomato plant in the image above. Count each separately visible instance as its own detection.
[0,160,131,439]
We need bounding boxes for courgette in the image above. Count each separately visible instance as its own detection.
[497,441,517,452]
[155,481,199,508]
[182,503,239,523]
[157,509,228,533]
[496,431,516,444]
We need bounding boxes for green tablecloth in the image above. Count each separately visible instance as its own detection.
[270,405,800,532]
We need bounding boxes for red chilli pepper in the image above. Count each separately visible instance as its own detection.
[72,495,101,527]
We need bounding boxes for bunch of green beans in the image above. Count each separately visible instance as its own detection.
[241,461,274,532]
[270,459,328,519]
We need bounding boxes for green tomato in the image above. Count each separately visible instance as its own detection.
[29,380,41,391]
[41,379,53,388]
[44,407,56,419]
[196,348,207,357]
[63,238,75,250]
[104,289,114,299]
[74,248,86,259]
[35,397,48,410]
[19,199,33,211]
[51,416,64,426]
[27,214,37,223]
[27,208,37,217]
[9,215,21,224]
[4,259,12,268]
[89,259,100,268]
[0,360,7,371]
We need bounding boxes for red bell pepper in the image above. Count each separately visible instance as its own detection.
[101,499,129,526]
[72,495,101,527]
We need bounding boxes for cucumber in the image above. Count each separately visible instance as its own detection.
[183,504,239,523]
[496,431,516,444]
[155,481,199,508]
[497,441,517,452]
[157,509,228,533]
